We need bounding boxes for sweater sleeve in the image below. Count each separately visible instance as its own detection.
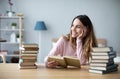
[44,37,65,63]
[76,38,87,65]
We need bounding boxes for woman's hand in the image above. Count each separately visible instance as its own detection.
[77,30,84,39]
[77,27,87,39]
[46,59,59,68]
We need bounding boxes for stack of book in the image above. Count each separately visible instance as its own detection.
[89,47,118,74]
[18,43,39,69]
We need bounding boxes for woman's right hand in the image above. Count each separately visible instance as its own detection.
[77,30,84,39]
[46,59,59,68]
[77,27,87,39]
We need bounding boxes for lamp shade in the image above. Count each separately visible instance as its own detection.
[34,21,47,30]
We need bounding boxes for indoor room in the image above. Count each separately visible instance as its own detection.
[0,0,120,79]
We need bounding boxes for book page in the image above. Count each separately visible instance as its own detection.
[48,56,67,68]
[64,56,81,68]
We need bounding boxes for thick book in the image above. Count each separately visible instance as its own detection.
[90,58,114,63]
[91,54,116,59]
[48,56,81,68]
[21,50,38,54]
[91,51,116,56]
[22,47,39,51]
[19,62,36,66]
[22,43,38,48]
[19,59,35,66]
[22,59,37,62]
[90,64,118,71]
[90,61,114,67]
[92,47,113,52]
[21,56,37,60]
[89,67,118,74]
[18,65,37,69]
[20,53,37,57]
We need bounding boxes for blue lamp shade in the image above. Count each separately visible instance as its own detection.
[34,21,47,30]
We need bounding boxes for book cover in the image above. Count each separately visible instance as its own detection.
[91,51,116,56]
[90,58,114,63]
[18,65,37,69]
[23,59,37,62]
[22,43,38,48]
[21,50,38,54]
[48,56,81,68]
[90,61,114,67]
[21,53,37,57]
[22,47,39,51]
[20,62,36,66]
[91,54,116,59]
[21,56,37,60]
[19,59,35,66]
[89,67,118,74]
[90,64,118,71]
[48,56,67,67]
[92,47,113,52]
[64,56,80,68]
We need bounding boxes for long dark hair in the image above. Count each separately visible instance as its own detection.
[64,15,98,60]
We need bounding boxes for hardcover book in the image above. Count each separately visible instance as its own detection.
[90,62,114,67]
[22,43,38,47]
[89,67,118,74]
[19,60,36,66]
[18,65,37,69]
[21,50,38,54]
[89,64,118,71]
[48,56,81,68]
[22,47,39,51]
[91,54,116,59]
[90,58,114,63]
[20,53,37,57]
[21,56,37,60]
[91,51,116,56]
[92,47,113,52]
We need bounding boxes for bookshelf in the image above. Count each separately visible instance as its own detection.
[0,14,24,63]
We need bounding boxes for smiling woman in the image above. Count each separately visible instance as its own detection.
[44,15,98,68]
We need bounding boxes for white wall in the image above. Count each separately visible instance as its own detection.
[0,0,120,62]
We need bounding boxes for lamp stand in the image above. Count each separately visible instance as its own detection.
[37,31,42,63]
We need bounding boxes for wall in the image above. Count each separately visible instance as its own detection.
[0,0,120,63]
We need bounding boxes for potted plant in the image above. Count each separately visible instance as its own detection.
[16,33,19,43]
[11,22,17,29]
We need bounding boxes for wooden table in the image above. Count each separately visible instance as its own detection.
[0,63,120,79]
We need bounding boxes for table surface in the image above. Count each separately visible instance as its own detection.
[0,63,120,79]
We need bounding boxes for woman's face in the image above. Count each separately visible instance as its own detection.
[71,18,87,38]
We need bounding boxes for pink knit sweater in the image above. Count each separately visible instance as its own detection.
[44,37,87,65]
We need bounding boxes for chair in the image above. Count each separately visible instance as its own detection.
[97,38,107,47]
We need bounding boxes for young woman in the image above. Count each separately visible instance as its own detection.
[44,15,98,68]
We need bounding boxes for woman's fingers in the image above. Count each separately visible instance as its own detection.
[47,60,59,68]
[78,30,84,38]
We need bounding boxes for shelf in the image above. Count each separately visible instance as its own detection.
[0,16,24,19]
[0,29,24,31]
[5,54,19,57]
[0,42,19,44]
[0,15,23,63]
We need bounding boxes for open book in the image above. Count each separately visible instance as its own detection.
[48,56,81,68]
